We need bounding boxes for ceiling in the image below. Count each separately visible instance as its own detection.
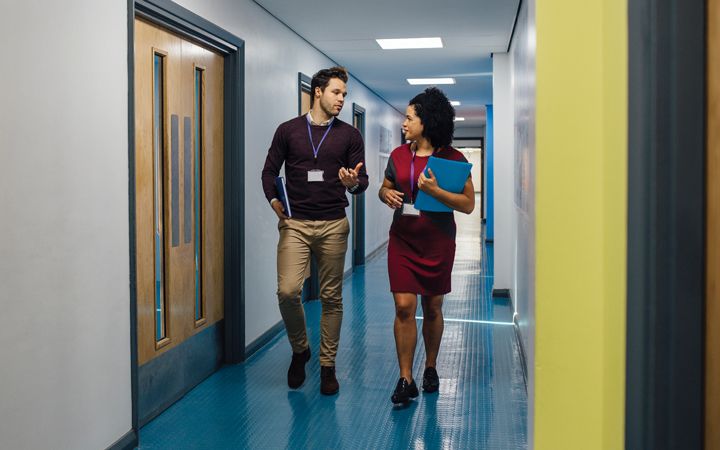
[253,0,520,129]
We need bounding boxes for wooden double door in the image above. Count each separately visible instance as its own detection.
[134,18,224,369]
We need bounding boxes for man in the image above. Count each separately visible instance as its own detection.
[261,66,368,395]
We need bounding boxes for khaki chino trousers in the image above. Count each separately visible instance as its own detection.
[277,217,349,366]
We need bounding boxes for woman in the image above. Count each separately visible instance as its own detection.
[379,87,475,404]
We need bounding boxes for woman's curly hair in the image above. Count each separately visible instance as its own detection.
[409,87,455,149]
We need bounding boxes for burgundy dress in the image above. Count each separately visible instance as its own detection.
[384,144,469,295]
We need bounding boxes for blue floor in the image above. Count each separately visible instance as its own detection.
[139,208,528,449]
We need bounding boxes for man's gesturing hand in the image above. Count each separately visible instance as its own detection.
[339,162,363,189]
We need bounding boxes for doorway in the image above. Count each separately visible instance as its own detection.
[129,0,245,432]
[352,103,366,267]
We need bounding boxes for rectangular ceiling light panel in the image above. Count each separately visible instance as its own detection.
[376,37,443,50]
[407,78,455,85]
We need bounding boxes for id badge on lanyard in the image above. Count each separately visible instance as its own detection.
[307,117,332,183]
[308,169,324,182]
[402,203,421,216]
[402,150,421,217]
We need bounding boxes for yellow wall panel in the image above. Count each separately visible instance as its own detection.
[534,0,627,448]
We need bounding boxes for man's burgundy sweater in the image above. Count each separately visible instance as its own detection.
[262,115,369,220]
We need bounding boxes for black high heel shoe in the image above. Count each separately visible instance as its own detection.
[391,377,419,404]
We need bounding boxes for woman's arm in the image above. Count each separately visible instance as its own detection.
[417,169,475,214]
[378,178,405,209]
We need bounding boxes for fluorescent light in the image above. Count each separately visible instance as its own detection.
[450,101,461,106]
[407,78,455,85]
[376,37,443,50]
[454,117,465,121]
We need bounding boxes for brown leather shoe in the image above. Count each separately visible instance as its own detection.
[320,366,339,395]
[287,347,311,389]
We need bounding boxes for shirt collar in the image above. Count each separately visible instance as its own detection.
[307,110,334,126]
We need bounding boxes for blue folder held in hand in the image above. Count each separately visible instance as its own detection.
[414,156,472,212]
[275,176,292,218]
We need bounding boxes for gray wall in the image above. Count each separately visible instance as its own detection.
[173,0,402,347]
[453,125,485,148]
[0,1,132,449]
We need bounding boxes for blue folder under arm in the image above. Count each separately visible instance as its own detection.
[414,156,472,212]
[275,176,292,217]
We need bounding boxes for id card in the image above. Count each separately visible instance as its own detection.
[307,169,324,182]
[402,203,421,217]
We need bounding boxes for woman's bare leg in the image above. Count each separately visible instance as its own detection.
[421,295,444,368]
[393,292,418,382]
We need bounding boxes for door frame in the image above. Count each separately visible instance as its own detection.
[298,72,319,301]
[626,0,706,448]
[127,0,245,442]
[707,0,720,447]
[352,103,366,267]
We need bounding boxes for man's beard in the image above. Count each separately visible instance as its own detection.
[321,100,340,117]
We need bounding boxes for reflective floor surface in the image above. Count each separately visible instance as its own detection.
[139,204,528,449]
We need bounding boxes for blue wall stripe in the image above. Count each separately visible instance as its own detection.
[485,104,494,240]
[171,114,180,247]
[184,116,192,244]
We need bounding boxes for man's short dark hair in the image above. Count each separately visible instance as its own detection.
[310,66,349,94]
[409,87,456,149]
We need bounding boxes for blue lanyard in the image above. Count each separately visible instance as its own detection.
[306,118,334,160]
[410,146,442,202]
[410,151,417,202]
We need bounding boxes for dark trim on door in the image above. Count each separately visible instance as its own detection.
[222,34,246,365]
[127,0,139,441]
[626,0,706,448]
[135,1,239,53]
[298,72,311,114]
[480,140,485,223]
[352,103,366,267]
[128,0,245,439]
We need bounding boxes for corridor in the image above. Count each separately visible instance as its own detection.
[139,204,528,449]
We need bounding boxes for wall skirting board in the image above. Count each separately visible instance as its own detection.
[106,429,137,450]
[245,319,286,359]
[492,288,511,298]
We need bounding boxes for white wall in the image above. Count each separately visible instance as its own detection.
[459,150,483,193]
[173,0,401,346]
[509,0,537,446]
[0,1,401,446]
[491,54,516,301]
[0,1,131,449]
